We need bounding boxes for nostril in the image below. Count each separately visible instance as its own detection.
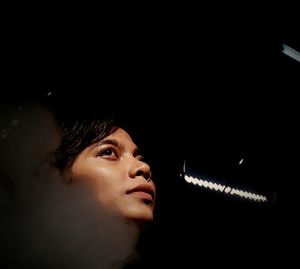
[136,170,144,177]
[135,170,152,182]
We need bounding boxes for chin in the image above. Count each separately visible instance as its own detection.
[124,206,154,230]
[129,210,154,223]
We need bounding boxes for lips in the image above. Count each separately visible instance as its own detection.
[126,183,155,201]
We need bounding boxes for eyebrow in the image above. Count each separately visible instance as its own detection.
[94,139,121,149]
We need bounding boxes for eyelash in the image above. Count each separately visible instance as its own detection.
[98,147,118,159]
[97,147,146,162]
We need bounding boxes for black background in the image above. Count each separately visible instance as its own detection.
[1,8,299,268]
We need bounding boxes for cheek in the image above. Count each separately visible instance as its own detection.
[71,159,127,203]
[87,166,125,194]
[91,167,127,208]
[72,159,120,183]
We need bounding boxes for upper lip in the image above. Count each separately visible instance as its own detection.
[126,183,155,200]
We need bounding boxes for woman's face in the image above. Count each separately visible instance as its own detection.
[70,128,156,224]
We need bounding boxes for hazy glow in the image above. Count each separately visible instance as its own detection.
[184,175,267,202]
[282,44,300,62]
[0,105,139,269]
[239,159,244,165]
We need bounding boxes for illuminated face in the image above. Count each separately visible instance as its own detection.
[70,128,156,224]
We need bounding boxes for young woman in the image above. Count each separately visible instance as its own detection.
[53,115,156,230]
[1,93,158,269]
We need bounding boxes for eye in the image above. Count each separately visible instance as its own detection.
[97,147,118,159]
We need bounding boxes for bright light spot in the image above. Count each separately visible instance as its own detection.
[47,91,52,96]
[202,180,209,188]
[207,182,213,190]
[213,183,225,192]
[239,159,244,165]
[191,177,198,185]
[184,175,192,183]
[184,175,267,202]
[224,187,231,193]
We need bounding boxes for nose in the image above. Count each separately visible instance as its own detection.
[129,159,152,182]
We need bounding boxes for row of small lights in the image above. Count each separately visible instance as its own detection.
[184,175,267,202]
[180,42,299,203]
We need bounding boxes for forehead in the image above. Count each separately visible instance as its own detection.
[106,128,137,148]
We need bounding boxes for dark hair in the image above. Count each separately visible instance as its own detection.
[41,88,149,173]
[53,118,119,172]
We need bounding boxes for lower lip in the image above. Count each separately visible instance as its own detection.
[128,191,154,201]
